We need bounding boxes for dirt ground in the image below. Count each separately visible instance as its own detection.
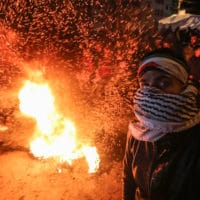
[0,144,122,200]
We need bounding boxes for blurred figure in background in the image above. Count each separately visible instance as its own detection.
[122,48,200,200]
[158,0,200,87]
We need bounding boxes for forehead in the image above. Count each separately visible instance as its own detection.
[139,69,173,81]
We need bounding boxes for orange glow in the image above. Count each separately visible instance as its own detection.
[18,80,100,173]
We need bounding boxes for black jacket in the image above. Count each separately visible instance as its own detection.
[123,124,200,200]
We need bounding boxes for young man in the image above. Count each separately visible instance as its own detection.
[123,48,200,200]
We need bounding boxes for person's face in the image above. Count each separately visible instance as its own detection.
[138,69,184,94]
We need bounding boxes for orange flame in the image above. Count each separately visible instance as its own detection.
[18,80,100,173]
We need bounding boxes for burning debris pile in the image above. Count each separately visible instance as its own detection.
[18,80,100,173]
[0,0,161,199]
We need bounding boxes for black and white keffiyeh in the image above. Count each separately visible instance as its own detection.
[130,84,200,142]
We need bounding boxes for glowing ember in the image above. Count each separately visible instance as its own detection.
[0,125,8,132]
[18,80,100,173]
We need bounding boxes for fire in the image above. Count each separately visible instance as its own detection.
[18,80,100,173]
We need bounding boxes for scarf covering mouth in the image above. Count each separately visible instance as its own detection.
[137,55,189,84]
[130,85,200,142]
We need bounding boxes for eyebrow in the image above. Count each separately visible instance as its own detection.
[139,74,171,83]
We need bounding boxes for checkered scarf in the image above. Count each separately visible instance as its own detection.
[130,84,200,141]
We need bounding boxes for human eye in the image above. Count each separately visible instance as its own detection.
[157,78,171,89]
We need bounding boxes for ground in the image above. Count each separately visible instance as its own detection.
[0,143,122,200]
